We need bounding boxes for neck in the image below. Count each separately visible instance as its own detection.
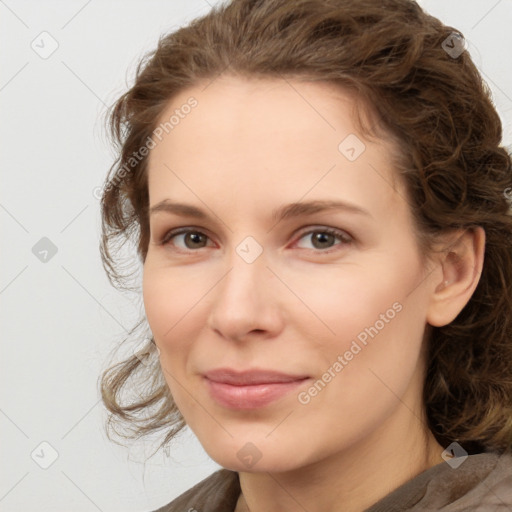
[235,405,444,512]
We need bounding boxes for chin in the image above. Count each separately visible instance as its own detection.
[198,434,315,474]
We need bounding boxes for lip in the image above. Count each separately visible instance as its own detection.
[203,368,311,409]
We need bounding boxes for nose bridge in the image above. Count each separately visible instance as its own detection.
[207,239,279,338]
[219,241,268,306]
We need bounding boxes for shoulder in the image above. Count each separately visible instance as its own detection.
[467,451,512,509]
[420,451,512,510]
[150,469,240,512]
[366,451,512,511]
[431,451,512,509]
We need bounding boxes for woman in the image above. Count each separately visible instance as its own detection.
[99,0,512,510]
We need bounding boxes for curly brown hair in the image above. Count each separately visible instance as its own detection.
[98,0,512,456]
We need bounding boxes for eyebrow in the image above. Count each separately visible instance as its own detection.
[149,199,372,223]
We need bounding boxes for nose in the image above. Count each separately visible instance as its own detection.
[206,251,284,343]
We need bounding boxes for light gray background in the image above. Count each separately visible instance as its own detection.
[1,1,511,511]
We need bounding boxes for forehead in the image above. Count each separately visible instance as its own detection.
[154,75,366,143]
[147,75,406,214]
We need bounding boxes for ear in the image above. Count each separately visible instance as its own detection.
[426,227,486,327]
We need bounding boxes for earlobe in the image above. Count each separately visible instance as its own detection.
[426,227,485,327]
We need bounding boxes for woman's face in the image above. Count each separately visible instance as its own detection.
[143,76,439,472]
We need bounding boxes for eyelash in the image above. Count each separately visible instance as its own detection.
[158,226,353,254]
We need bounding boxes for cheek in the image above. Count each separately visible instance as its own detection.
[142,270,173,341]
[292,253,427,384]
[142,264,204,346]
[142,267,195,407]
[283,262,406,348]
[302,277,428,421]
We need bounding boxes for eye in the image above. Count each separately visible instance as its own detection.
[293,227,352,252]
[159,226,352,254]
[160,228,213,251]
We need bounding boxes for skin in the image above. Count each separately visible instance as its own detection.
[143,75,485,512]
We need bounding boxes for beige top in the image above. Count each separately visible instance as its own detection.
[152,451,512,511]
